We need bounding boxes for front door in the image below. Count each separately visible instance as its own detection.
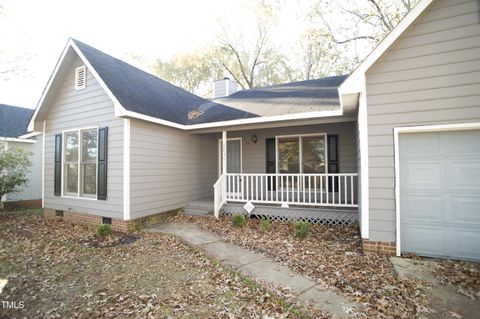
[219,139,242,196]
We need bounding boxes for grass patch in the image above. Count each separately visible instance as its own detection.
[293,221,310,238]
[232,214,246,228]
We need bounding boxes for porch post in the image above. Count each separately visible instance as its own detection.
[222,131,227,175]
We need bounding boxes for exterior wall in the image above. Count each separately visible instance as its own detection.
[44,55,124,219]
[220,121,357,174]
[3,136,42,202]
[129,119,217,219]
[366,0,480,242]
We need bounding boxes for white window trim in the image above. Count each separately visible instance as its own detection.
[74,65,86,91]
[61,126,99,200]
[217,137,243,176]
[275,133,329,175]
[393,122,480,257]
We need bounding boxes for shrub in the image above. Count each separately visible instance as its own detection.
[293,221,310,238]
[96,224,112,237]
[232,214,246,228]
[259,217,271,232]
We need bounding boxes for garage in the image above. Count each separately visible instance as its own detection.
[398,129,480,261]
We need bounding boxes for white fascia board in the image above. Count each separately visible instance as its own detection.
[69,40,126,115]
[28,38,127,132]
[18,131,42,139]
[339,0,435,95]
[0,137,37,144]
[28,39,72,132]
[121,108,344,131]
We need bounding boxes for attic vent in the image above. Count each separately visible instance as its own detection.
[75,65,86,90]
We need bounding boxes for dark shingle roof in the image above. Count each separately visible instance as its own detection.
[72,39,255,125]
[206,76,348,118]
[72,39,346,126]
[0,104,33,138]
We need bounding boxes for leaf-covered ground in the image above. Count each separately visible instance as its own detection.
[173,215,480,318]
[0,210,329,319]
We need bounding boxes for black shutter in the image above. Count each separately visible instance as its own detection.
[54,134,62,196]
[327,135,339,192]
[97,127,108,200]
[265,138,276,190]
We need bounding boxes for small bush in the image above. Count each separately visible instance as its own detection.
[96,224,112,237]
[259,217,272,232]
[293,221,310,238]
[232,214,246,228]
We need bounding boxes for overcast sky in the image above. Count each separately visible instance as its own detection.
[0,0,315,108]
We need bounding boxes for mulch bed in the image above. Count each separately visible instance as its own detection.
[173,214,448,318]
[0,210,330,318]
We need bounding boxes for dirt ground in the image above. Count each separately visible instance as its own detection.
[173,214,480,318]
[0,210,328,319]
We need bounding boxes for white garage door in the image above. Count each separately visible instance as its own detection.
[399,129,480,261]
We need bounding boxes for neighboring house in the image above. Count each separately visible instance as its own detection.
[27,0,479,261]
[0,104,43,208]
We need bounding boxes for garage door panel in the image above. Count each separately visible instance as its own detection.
[401,193,443,222]
[401,227,445,256]
[400,162,441,188]
[448,230,480,261]
[451,196,480,224]
[449,161,480,188]
[399,129,480,261]
[442,130,480,155]
[400,133,440,156]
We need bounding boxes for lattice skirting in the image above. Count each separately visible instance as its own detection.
[222,203,358,226]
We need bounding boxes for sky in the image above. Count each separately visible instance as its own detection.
[0,0,314,108]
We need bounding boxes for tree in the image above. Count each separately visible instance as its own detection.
[295,28,351,80]
[309,0,419,71]
[152,49,218,94]
[216,0,294,89]
[0,144,32,209]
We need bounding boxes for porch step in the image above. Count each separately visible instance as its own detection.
[182,199,214,216]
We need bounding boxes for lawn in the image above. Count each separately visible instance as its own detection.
[0,209,327,318]
[173,215,480,318]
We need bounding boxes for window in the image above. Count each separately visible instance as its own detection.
[277,134,327,174]
[75,66,86,90]
[63,128,98,198]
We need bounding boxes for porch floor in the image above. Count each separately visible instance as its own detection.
[185,197,358,225]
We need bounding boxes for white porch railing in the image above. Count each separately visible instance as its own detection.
[214,174,226,218]
[214,173,358,217]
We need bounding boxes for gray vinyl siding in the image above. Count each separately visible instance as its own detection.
[4,136,43,201]
[220,122,357,174]
[44,55,124,219]
[130,119,217,219]
[366,0,480,242]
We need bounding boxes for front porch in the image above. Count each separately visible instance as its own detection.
[194,121,360,223]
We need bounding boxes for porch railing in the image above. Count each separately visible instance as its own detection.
[214,173,358,218]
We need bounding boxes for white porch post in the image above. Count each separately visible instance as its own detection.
[222,131,227,175]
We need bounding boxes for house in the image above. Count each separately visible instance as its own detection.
[27,0,479,261]
[0,104,43,209]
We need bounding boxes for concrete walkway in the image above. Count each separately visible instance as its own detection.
[149,222,360,318]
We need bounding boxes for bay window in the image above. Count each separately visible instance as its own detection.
[63,128,98,198]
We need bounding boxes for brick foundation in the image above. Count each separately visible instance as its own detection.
[44,208,179,233]
[362,239,396,256]
[3,199,42,210]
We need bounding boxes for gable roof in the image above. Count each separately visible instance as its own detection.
[0,104,34,138]
[339,0,436,95]
[72,40,256,125]
[29,39,347,131]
